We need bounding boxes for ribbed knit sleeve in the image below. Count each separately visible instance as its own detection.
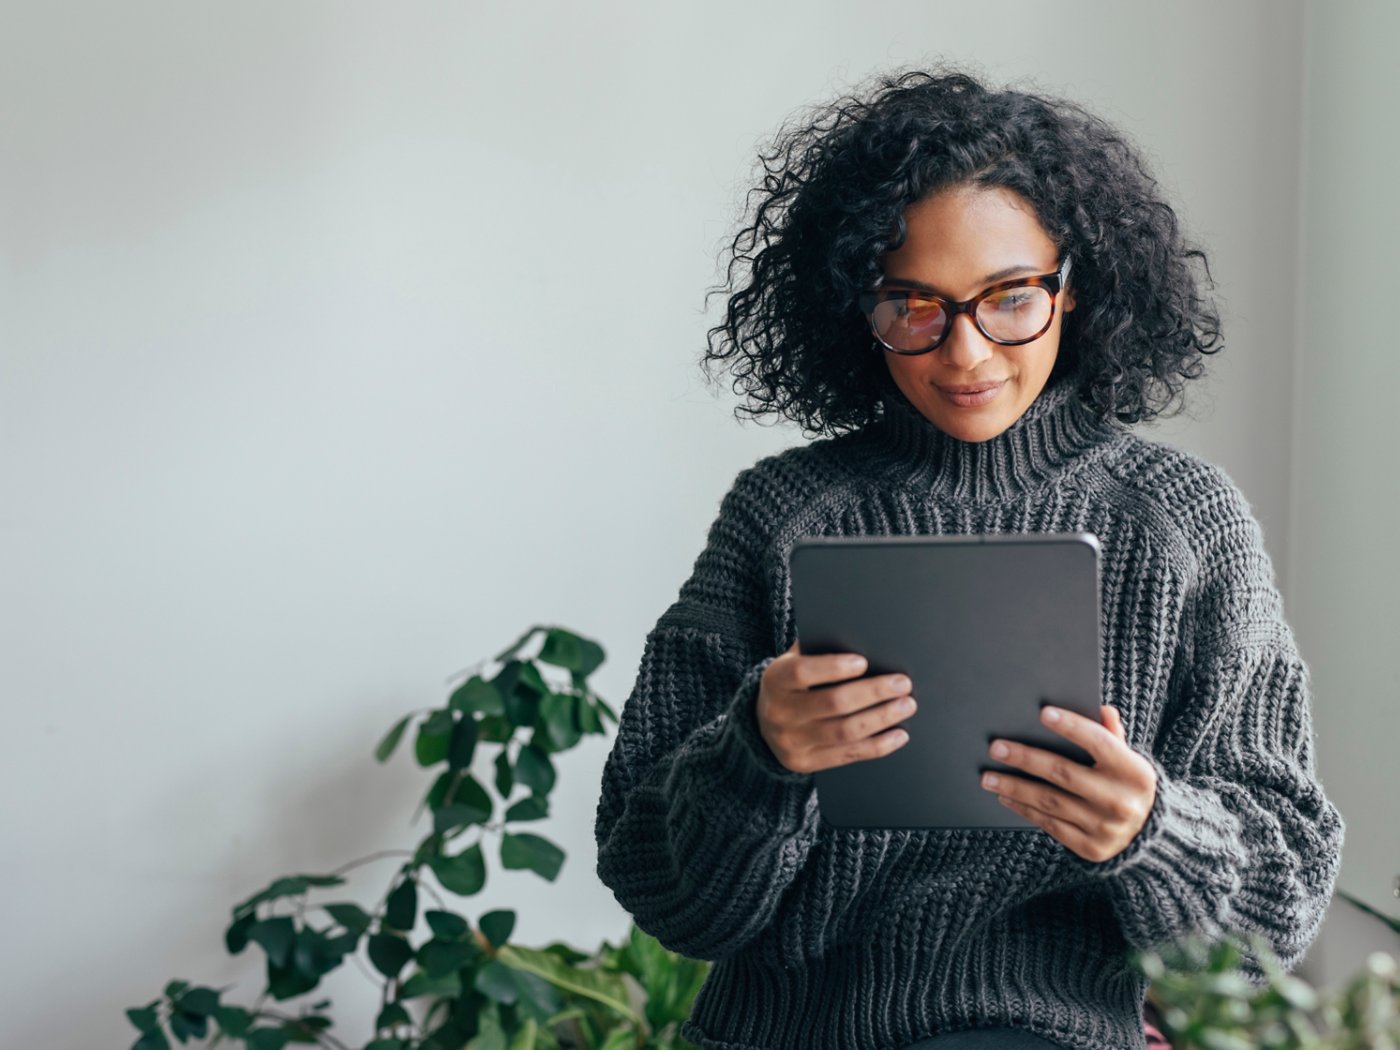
[1066,467,1345,979]
[593,463,821,963]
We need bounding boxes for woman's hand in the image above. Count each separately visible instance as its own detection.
[756,640,915,774]
[980,704,1158,864]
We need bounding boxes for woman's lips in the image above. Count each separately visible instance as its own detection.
[935,380,1007,407]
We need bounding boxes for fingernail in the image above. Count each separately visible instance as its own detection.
[990,741,1009,759]
[1042,706,1061,723]
[982,773,1000,789]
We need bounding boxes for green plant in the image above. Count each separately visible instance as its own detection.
[1134,927,1399,1049]
[123,625,712,1050]
[1336,888,1400,939]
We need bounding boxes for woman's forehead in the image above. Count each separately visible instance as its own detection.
[882,190,1058,296]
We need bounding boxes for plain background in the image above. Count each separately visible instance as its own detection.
[2,1,1396,1046]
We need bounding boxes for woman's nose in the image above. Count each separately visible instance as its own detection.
[939,311,995,368]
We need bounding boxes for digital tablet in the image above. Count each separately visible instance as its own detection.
[788,532,1103,830]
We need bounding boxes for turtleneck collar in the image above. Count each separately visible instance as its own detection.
[856,370,1128,503]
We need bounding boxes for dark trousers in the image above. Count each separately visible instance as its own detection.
[902,1028,1069,1048]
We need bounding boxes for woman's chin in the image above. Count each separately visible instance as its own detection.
[926,404,1016,443]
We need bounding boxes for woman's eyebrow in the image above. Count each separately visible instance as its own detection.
[882,263,1043,295]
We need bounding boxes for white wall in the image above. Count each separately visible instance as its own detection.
[1289,0,1400,985]
[1,2,1384,1046]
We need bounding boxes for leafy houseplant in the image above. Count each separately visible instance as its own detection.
[1132,919,1400,1049]
[126,621,1399,1050]
[124,625,712,1050]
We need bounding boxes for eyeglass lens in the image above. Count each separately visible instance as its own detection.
[871,285,1054,351]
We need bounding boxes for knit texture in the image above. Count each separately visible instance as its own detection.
[593,372,1345,1050]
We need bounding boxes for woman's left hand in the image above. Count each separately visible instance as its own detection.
[980,704,1158,863]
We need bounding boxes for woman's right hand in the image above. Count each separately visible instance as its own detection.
[755,639,915,774]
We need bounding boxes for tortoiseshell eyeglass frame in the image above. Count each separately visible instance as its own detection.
[858,254,1073,354]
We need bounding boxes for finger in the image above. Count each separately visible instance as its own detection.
[983,769,1099,834]
[986,736,1124,817]
[817,692,915,747]
[812,671,912,719]
[1038,705,1124,767]
[804,722,910,773]
[996,795,1098,857]
[787,650,870,691]
[1102,705,1125,740]
[1000,795,1131,865]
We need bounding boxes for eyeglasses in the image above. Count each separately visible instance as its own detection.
[859,255,1072,354]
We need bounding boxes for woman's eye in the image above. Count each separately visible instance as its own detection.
[990,292,1034,311]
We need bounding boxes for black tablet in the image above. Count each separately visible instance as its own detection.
[788,532,1103,829]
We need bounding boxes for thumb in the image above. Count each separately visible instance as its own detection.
[1102,704,1125,739]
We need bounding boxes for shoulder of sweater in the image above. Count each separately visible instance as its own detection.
[716,435,864,543]
[1104,433,1278,605]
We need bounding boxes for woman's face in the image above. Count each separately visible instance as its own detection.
[876,183,1075,443]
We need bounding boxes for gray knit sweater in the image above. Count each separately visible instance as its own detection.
[593,372,1345,1050]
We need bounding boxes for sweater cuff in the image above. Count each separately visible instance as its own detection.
[711,655,817,811]
[1063,753,1249,883]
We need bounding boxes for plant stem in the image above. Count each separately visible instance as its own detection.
[329,850,416,879]
[257,1007,352,1050]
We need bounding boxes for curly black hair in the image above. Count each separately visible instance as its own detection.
[700,61,1224,435]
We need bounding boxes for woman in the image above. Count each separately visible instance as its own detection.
[593,65,1344,1050]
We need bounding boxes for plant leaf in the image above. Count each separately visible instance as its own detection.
[367,932,414,979]
[126,1005,160,1034]
[494,751,514,796]
[398,966,462,1000]
[513,744,555,796]
[496,661,544,728]
[417,938,473,977]
[449,676,504,717]
[504,796,548,823]
[384,878,418,932]
[432,774,492,835]
[479,909,516,948]
[323,902,373,935]
[374,1002,411,1030]
[537,627,605,676]
[538,692,582,752]
[169,1010,208,1041]
[594,695,619,726]
[576,698,603,734]
[213,1005,251,1037]
[492,626,542,664]
[474,959,520,1004]
[173,986,219,1017]
[225,913,255,953]
[429,842,486,896]
[245,1029,291,1050]
[509,968,566,1025]
[375,715,412,763]
[232,875,344,920]
[415,709,454,767]
[1336,889,1400,936]
[425,909,469,941]
[447,715,478,770]
[497,944,641,1026]
[298,926,350,980]
[248,917,296,968]
[505,1018,539,1050]
[477,713,513,743]
[500,831,565,882]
